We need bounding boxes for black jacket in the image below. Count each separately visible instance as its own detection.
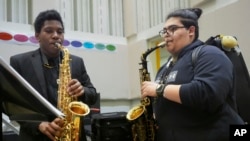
[10,49,97,141]
[155,40,244,141]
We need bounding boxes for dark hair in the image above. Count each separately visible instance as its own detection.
[166,8,202,41]
[34,9,64,33]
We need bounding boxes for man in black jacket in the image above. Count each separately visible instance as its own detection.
[10,9,97,141]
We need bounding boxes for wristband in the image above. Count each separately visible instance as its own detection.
[156,84,166,97]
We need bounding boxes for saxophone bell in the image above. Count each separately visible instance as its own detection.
[68,101,90,141]
[68,101,90,116]
[126,105,145,121]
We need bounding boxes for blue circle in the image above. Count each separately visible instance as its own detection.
[83,42,94,49]
[71,40,82,48]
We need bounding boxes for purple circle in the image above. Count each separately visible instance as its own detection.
[14,34,28,42]
[29,36,38,44]
[63,40,70,46]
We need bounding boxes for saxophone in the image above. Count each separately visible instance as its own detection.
[126,42,166,141]
[55,43,90,141]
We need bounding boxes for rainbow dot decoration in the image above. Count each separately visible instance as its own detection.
[0,32,117,52]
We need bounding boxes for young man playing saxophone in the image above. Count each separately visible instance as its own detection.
[10,9,97,141]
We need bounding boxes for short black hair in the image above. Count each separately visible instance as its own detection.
[166,8,202,41]
[34,9,64,33]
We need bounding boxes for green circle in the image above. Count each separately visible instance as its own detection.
[106,44,116,51]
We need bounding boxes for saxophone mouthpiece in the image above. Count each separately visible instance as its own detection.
[55,42,62,49]
[54,39,62,48]
[157,41,166,47]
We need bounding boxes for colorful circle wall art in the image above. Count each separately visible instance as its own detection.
[13,34,29,42]
[0,32,13,40]
[71,40,83,48]
[0,31,117,52]
[63,39,70,46]
[95,43,105,50]
[106,44,116,51]
[83,42,94,49]
[29,36,38,44]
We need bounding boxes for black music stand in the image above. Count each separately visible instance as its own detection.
[0,56,64,138]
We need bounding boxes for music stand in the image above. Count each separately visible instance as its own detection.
[0,56,64,122]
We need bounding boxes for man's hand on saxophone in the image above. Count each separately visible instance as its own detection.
[141,81,159,98]
[38,118,64,141]
[67,79,84,97]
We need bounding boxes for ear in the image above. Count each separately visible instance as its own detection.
[188,26,195,36]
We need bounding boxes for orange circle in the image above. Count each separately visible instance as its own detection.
[0,32,13,40]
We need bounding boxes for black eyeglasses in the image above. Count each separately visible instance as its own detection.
[159,25,185,37]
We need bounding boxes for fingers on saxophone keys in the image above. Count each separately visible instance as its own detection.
[54,136,59,141]
[45,128,57,141]
[49,126,63,140]
[70,87,84,97]
[54,131,62,139]
[76,85,84,96]
[54,118,64,127]
[47,134,56,141]
[54,132,62,141]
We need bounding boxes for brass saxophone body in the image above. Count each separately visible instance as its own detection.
[126,42,166,141]
[56,43,90,141]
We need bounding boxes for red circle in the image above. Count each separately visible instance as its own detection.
[0,32,13,40]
